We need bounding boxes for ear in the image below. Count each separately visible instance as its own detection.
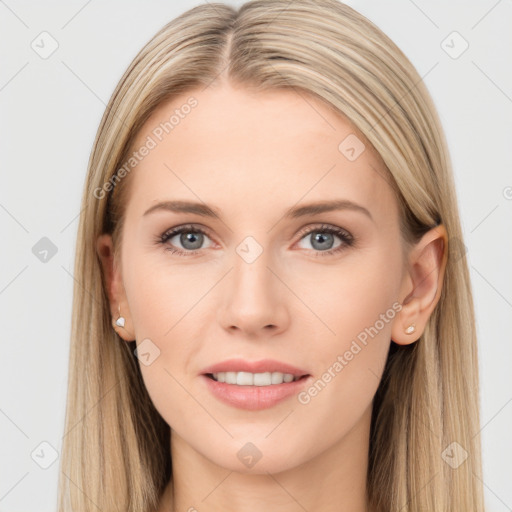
[96,234,136,341]
[391,224,448,345]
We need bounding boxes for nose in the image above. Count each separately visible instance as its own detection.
[217,244,290,337]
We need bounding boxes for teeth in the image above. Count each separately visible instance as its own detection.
[211,371,299,386]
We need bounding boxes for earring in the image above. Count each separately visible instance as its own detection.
[115,305,126,328]
[404,324,416,334]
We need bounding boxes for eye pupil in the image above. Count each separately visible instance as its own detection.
[181,232,203,250]
[311,232,333,250]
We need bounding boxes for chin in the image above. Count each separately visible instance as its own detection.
[203,436,309,475]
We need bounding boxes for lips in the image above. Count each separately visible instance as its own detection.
[199,358,312,410]
[200,358,309,378]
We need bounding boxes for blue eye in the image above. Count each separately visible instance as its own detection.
[159,224,214,256]
[158,223,354,257]
[296,224,354,257]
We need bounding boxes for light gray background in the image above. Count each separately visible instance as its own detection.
[1,1,511,511]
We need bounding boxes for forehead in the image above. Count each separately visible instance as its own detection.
[126,82,396,223]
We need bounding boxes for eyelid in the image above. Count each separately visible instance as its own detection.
[295,223,352,241]
[160,223,214,240]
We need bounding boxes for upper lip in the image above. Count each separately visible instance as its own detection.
[201,358,310,377]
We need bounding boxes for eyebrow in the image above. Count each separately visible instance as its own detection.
[143,199,373,221]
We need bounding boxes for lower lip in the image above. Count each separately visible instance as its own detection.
[201,374,312,411]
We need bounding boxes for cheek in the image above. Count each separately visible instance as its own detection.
[121,248,209,420]
[123,244,210,338]
[298,243,402,352]
[294,245,402,422]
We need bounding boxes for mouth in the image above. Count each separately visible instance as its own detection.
[201,371,312,411]
[199,358,311,410]
[204,371,309,386]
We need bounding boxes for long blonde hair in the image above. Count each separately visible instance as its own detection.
[58,1,484,510]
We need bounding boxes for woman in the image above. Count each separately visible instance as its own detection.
[58,1,485,511]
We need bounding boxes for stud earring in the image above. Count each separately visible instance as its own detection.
[404,324,416,334]
[115,305,126,328]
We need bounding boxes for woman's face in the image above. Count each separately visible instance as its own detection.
[106,81,414,474]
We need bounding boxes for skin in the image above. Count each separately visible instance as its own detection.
[97,80,447,512]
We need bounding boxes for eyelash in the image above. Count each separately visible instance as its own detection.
[157,223,355,258]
